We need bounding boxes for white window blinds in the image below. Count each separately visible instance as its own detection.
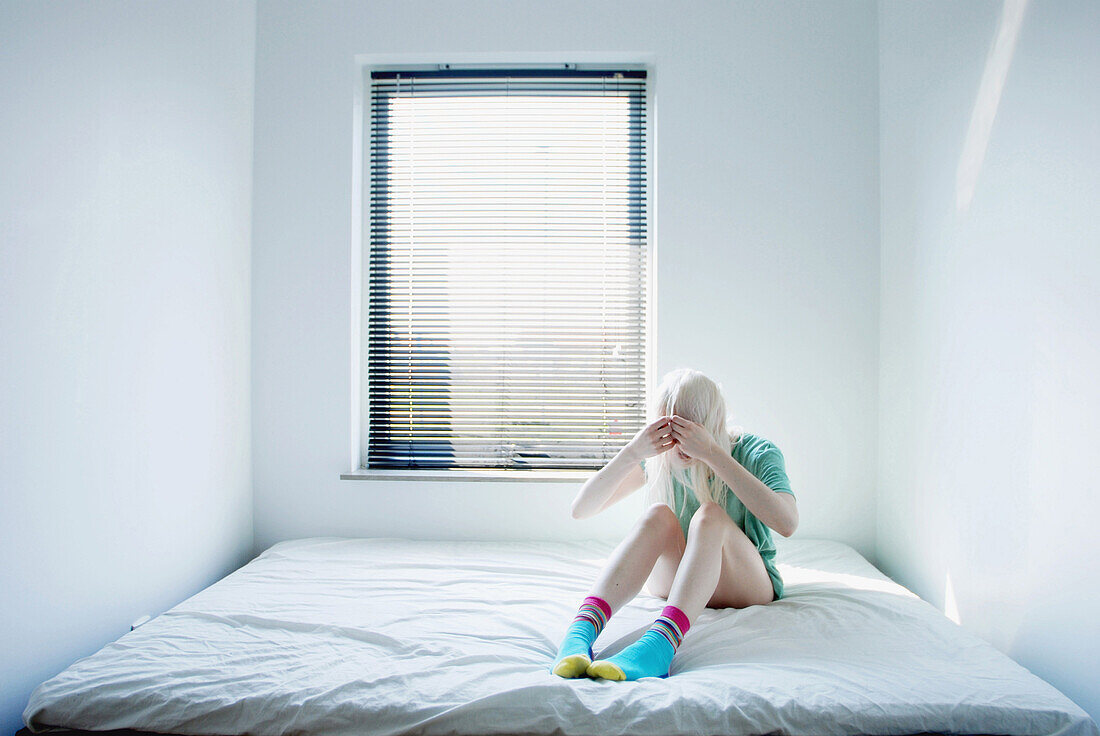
[365,67,649,470]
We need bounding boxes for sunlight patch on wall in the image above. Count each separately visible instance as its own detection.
[944,569,961,625]
[956,0,1028,213]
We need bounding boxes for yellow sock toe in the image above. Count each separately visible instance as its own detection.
[552,653,591,678]
[586,659,626,681]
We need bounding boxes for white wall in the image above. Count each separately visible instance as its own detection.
[878,0,1100,722]
[0,1,256,733]
[252,0,881,554]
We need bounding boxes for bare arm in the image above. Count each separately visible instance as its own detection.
[667,414,798,537]
[703,447,799,537]
[571,416,674,520]
[570,446,644,519]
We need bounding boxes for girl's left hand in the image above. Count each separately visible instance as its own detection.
[668,415,722,464]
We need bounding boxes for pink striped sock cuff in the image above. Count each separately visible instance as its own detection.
[651,616,684,649]
[584,596,612,620]
[573,595,612,634]
[660,604,691,636]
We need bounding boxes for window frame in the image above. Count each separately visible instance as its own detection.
[345,56,656,482]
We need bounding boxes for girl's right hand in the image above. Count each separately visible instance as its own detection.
[625,416,676,462]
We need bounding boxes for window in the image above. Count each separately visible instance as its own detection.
[362,66,650,471]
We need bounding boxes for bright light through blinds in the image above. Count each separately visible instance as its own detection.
[366,69,648,470]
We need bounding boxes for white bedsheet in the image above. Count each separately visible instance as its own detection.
[24,536,1099,736]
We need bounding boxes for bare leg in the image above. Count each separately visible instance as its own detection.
[588,503,682,613]
[666,502,774,623]
[584,502,774,681]
[552,503,683,678]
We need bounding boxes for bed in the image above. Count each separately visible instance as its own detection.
[22,536,1099,736]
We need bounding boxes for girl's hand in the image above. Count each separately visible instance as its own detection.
[625,416,676,462]
[668,415,722,464]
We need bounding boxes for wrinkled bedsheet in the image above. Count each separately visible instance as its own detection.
[24,536,1099,736]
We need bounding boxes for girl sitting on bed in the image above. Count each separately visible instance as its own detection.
[550,367,798,681]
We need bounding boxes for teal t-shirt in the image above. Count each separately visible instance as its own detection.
[642,433,795,601]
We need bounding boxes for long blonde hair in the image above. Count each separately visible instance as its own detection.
[641,368,745,517]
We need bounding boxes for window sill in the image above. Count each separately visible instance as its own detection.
[340,468,593,483]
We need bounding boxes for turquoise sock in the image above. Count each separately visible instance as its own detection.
[587,604,690,680]
[550,595,612,677]
[551,620,596,670]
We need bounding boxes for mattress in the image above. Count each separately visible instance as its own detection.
[23,536,1099,736]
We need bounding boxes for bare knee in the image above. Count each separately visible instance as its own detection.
[642,502,680,540]
[688,501,728,536]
